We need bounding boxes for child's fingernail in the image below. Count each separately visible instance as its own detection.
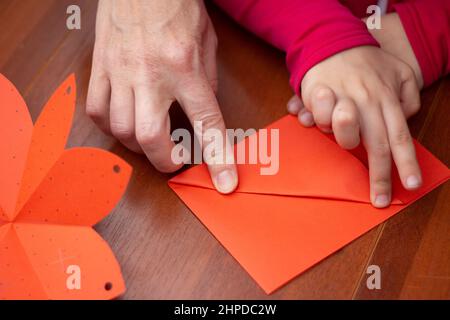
[299,112,314,126]
[320,126,333,134]
[406,175,421,189]
[214,170,236,194]
[287,100,299,114]
[374,194,389,208]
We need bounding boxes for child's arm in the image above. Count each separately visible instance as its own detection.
[213,0,379,95]
[394,0,450,87]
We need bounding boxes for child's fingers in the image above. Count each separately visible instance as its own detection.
[310,86,335,133]
[381,97,422,190]
[298,108,315,127]
[287,95,315,126]
[287,95,302,114]
[109,83,142,153]
[400,75,421,118]
[331,98,360,149]
[360,106,392,208]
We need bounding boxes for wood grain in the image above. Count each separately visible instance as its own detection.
[1,0,448,299]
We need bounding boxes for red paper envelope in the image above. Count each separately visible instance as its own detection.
[0,74,131,299]
[169,115,449,294]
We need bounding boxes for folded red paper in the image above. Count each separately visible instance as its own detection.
[0,74,131,299]
[169,115,449,294]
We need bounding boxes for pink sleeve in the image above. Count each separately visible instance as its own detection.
[394,0,450,87]
[213,0,379,95]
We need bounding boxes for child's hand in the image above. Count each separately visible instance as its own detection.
[288,46,422,208]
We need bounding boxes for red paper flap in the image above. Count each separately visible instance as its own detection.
[171,116,373,203]
[390,141,450,203]
[330,135,450,204]
[170,115,449,204]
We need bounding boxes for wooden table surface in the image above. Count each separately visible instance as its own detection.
[1,0,449,299]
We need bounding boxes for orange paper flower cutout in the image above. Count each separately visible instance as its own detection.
[0,74,131,299]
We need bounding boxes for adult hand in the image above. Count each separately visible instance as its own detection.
[87,0,238,193]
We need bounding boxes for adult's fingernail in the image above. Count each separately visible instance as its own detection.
[214,170,236,194]
[299,112,314,126]
[374,194,389,208]
[406,175,421,189]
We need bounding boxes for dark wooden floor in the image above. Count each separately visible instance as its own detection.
[1,0,449,299]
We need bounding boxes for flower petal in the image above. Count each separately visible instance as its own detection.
[0,74,33,221]
[16,147,132,226]
[15,74,76,216]
[9,223,125,300]
[0,223,47,299]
